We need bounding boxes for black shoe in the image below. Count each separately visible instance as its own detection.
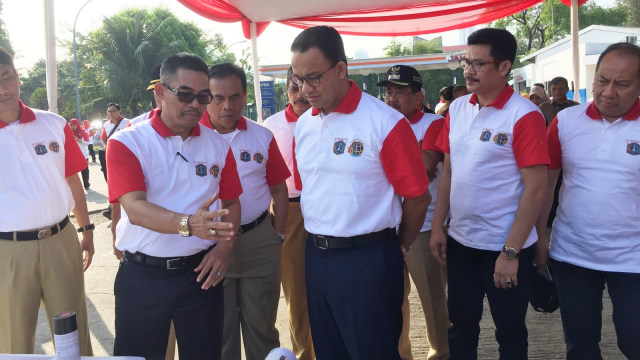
[84,184,90,190]
[102,209,111,220]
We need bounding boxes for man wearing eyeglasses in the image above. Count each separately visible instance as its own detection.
[378,64,450,360]
[429,28,549,359]
[99,103,129,182]
[200,62,290,360]
[106,53,242,360]
[291,26,430,359]
[263,66,315,360]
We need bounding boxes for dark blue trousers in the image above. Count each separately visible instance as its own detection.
[113,256,224,360]
[305,234,404,360]
[447,236,533,360]
[551,259,640,360]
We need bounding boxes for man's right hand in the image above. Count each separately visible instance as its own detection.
[188,194,235,241]
[430,226,447,265]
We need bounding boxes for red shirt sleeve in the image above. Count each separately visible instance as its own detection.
[106,139,146,203]
[266,137,291,186]
[219,148,243,200]
[547,116,562,170]
[513,111,550,169]
[434,113,451,154]
[63,123,88,177]
[381,119,429,198]
[420,118,445,152]
[293,137,302,191]
[100,127,107,140]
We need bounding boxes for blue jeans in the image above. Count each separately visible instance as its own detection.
[551,259,640,360]
[447,236,533,360]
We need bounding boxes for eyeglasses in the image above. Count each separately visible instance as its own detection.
[287,85,300,93]
[107,109,119,113]
[459,58,502,72]
[290,65,335,88]
[162,83,213,105]
[384,88,415,100]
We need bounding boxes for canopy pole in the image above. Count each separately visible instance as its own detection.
[44,0,58,114]
[570,0,580,102]
[250,22,263,123]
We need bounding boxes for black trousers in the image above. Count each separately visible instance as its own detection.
[87,144,96,162]
[305,233,404,360]
[447,235,533,360]
[80,166,90,189]
[113,253,224,360]
[98,149,107,182]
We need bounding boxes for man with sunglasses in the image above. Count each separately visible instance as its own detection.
[263,66,315,360]
[291,26,430,359]
[429,28,549,359]
[200,62,290,360]
[106,53,242,359]
[378,64,450,360]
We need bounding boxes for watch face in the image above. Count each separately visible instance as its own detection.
[504,247,518,259]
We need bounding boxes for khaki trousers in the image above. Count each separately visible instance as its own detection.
[281,202,314,360]
[399,230,450,360]
[222,214,282,360]
[0,222,93,355]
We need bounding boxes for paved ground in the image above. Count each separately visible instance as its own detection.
[33,162,624,359]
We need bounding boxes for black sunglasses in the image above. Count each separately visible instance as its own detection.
[162,83,213,105]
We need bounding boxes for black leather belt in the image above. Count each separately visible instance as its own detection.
[310,228,396,250]
[122,247,210,270]
[0,216,70,241]
[238,210,268,235]
[289,196,301,203]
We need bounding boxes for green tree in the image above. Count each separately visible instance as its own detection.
[0,0,14,55]
[493,0,628,55]
[73,7,235,118]
[384,36,443,56]
[619,0,640,26]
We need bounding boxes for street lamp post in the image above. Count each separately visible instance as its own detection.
[73,0,95,122]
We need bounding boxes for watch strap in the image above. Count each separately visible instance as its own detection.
[77,223,95,233]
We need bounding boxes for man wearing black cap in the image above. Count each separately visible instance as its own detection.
[378,65,450,360]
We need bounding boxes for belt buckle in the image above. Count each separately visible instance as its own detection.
[166,258,182,270]
[38,228,52,239]
[313,235,329,250]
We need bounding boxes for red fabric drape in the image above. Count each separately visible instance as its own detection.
[178,0,549,38]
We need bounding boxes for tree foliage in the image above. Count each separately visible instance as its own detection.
[0,0,14,55]
[493,0,628,55]
[619,0,640,27]
[384,36,443,56]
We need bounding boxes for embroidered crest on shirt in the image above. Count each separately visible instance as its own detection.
[253,152,264,164]
[333,138,347,155]
[195,162,207,177]
[493,132,509,146]
[348,140,365,157]
[240,150,251,162]
[33,142,47,155]
[209,163,220,177]
[627,140,640,155]
[48,141,60,153]
[480,129,493,142]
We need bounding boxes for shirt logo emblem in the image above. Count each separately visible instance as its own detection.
[253,152,264,164]
[348,140,364,157]
[480,129,493,142]
[240,150,251,162]
[333,138,347,155]
[493,132,509,146]
[209,163,220,177]
[195,162,207,177]
[33,143,47,155]
[627,140,640,155]
[48,141,60,153]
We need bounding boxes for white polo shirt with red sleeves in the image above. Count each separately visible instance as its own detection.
[200,115,290,225]
[106,111,243,257]
[0,100,87,231]
[435,85,549,251]
[293,80,429,237]
[263,104,302,198]
[548,100,640,273]
[100,116,129,149]
[406,109,444,232]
